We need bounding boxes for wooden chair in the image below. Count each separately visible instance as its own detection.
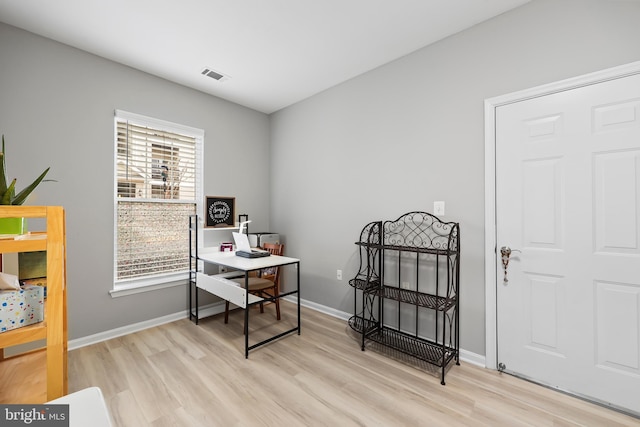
[224,242,284,324]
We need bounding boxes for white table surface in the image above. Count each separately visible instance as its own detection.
[192,250,301,357]
[198,251,299,271]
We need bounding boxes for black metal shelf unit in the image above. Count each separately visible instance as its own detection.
[348,211,460,385]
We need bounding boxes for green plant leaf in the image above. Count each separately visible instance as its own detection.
[0,136,7,197]
[2,178,16,204]
[0,135,52,205]
[12,167,50,205]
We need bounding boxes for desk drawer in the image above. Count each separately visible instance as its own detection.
[196,272,263,308]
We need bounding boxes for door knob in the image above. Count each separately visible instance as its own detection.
[500,246,521,284]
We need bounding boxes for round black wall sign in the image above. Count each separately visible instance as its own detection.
[205,197,235,227]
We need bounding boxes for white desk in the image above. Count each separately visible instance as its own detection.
[189,250,301,357]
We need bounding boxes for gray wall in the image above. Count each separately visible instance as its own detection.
[269,0,640,356]
[2,0,640,358]
[0,23,270,339]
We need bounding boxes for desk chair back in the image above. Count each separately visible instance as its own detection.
[261,242,284,284]
[224,243,285,324]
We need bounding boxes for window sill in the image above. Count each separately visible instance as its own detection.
[110,272,189,298]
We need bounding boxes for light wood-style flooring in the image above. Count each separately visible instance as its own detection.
[68,302,639,426]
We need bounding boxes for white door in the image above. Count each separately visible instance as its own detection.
[496,72,640,414]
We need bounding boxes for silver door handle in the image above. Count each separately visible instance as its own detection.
[500,246,521,284]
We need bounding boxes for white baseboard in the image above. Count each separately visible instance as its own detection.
[283,295,351,321]
[68,302,226,350]
[69,297,486,367]
[459,349,486,367]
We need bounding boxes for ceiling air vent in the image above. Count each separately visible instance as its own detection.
[201,67,230,82]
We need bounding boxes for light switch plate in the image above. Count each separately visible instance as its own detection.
[434,201,445,216]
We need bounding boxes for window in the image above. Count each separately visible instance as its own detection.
[113,110,203,294]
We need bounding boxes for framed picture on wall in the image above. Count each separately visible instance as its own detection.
[205,196,235,228]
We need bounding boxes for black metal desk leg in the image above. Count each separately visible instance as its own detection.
[297,262,301,334]
[244,272,249,358]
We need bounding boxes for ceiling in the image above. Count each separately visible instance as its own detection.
[0,0,530,114]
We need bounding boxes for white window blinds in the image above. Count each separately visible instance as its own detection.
[114,111,203,284]
[116,121,197,201]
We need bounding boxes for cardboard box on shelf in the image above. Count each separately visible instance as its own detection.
[21,277,47,298]
[0,285,44,333]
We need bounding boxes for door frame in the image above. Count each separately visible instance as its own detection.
[483,60,640,370]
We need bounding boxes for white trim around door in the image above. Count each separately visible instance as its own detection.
[483,60,640,370]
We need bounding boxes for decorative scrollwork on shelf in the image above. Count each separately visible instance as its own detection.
[383,211,459,252]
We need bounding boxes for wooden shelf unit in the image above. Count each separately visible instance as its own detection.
[0,206,67,403]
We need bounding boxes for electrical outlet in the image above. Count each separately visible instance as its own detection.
[401,281,410,289]
[434,201,445,216]
[337,269,342,280]
[219,265,227,274]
